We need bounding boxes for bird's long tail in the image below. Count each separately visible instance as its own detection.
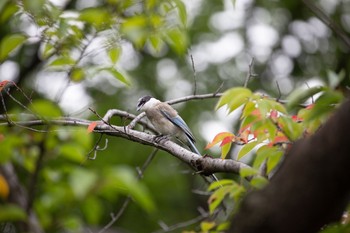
[187,138,219,183]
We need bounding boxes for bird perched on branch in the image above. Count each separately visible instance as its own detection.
[136,95,218,182]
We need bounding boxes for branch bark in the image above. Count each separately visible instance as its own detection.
[230,99,350,233]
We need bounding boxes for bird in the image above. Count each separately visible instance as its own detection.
[137,95,219,182]
[136,95,200,154]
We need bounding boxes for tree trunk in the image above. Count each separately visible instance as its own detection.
[230,99,350,233]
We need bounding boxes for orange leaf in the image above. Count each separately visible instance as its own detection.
[0,175,9,200]
[205,132,235,149]
[87,121,98,133]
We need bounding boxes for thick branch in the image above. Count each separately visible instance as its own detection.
[0,115,248,176]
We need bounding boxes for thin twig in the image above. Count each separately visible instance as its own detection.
[152,211,210,233]
[190,54,197,95]
[243,58,256,88]
[214,82,225,95]
[302,0,350,50]
[276,80,282,101]
[54,32,97,103]
[88,107,122,133]
[86,134,104,160]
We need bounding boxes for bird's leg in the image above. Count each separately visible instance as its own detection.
[153,134,170,143]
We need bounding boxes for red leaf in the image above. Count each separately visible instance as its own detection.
[220,135,235,147]
[306,104,314,110]
[237,129,251,144]
[205,132,235,149]
[270,110,278,120]
[0,80,10,91]
[268,135,290,147]
[292,115,303,122]
[87,121,98,133]
[251,109,261,116]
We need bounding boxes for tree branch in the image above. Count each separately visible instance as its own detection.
[0,115,249,176]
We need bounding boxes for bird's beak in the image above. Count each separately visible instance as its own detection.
[136,105,141,112]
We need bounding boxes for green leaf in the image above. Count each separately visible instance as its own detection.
[0,0,8,14]
[250,176,268,189]
[104,166,155,213]
[0,204,26,221]
[108,46,121,64]
[239,166,259,178]
[237,141,259,160]
[327,70,345,90]
[305,91,344,122]
[217,222,231,231]
[104,67,131,85]
[201,221,216,232]
[48,56,75,67]
[208,185,231,214]
[71,127,93,149]
[173,0,187,26]
[69,168,98,199]
[278,116,303,141]
[30,99,62,118]
[41,42,55,59]
[164,27,188,55]
[121,15,148,48]
[61,215,82,231]
[254,145,283,174]
[0,2,18,23]
[256,98,272,117]
[221,141,231,159]
[320,222,350,233]
[79,7,112,29]
[0,34,27,61]
[267,149,283,173]
[0,135,23,163]
[253,145,270,169]
[208,179,234,191]
[149,34,164,53]
[70,67,85,82]
[241,100,256,118]
[82,197,102,224]
[286,86,326,110]
[216,87,252,112]
[59,143,85,163]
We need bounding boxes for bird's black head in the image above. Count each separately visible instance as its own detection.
[137,95,152,111]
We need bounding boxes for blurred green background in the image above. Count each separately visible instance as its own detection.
[0,0,349,232]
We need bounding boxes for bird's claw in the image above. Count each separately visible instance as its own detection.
[154,135,169,143]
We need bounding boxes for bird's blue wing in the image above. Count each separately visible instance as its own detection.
[160,109,195,143]
[160,108,219,181]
